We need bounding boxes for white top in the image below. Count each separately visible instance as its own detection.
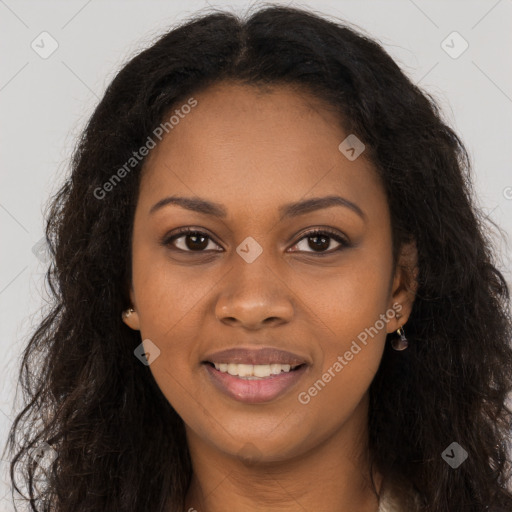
[377,481,420,512]
[378,489,400,512]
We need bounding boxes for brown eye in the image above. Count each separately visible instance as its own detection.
[164,229,222,252]
[162,227,350,255]
[290,229,349,254]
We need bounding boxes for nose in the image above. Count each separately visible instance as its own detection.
[214,261,294,330]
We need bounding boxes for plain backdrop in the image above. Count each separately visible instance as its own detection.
[1,0,511,509]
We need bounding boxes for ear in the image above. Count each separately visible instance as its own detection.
[122,287,140,331]
[387,239,418,332]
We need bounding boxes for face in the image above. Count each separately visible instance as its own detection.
[123,81,417,464]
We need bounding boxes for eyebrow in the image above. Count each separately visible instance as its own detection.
[149,195,366,222]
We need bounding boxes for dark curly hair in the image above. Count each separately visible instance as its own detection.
[4,4,512,512]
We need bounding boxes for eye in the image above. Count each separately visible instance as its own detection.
[162,227,350,254]
[289,228,349,254]
[162,228,222,252]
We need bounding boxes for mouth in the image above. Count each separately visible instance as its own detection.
[201,360,309,404]
[202,361,306,379]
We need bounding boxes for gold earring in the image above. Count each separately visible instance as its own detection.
[122,307,135,320]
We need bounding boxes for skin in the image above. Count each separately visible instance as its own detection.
[123,81,418,512]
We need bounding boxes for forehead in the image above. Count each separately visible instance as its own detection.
[138,82,386,222]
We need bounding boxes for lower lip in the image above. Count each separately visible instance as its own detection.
[203,364,308,404]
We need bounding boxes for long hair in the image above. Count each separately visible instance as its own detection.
[4,5,512,511]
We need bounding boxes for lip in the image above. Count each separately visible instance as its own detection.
[202,346,309,366]
[203,363,309,404]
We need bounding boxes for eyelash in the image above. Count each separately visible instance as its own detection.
[161,227,350,255]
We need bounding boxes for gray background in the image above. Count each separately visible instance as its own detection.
[1,0,511,509]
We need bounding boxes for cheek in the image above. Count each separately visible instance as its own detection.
[131,243,216,337]
[297,248,393,348]
[147,355,201,413]
[304,335,386,409]
[295,250,391,415]
[130,246,209,405]
[296,296,387,442]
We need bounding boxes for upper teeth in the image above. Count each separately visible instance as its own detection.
[213,363,299,378]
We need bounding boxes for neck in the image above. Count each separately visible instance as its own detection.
[182,395,382,512]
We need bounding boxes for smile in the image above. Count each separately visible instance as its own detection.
[210,362,303,378]
[203,361,308,403]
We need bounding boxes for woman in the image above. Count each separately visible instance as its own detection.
[4,5,512,512]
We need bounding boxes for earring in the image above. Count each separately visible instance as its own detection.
[391,324,408,351]
[122,307,135,320]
